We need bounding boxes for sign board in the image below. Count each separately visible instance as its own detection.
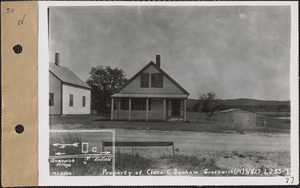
[49,130,115,176]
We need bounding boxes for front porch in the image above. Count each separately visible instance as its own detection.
[111,97,187,121]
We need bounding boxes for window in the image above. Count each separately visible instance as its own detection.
[49,93,54,106]
[120,98,129,110]
[151,73,163,88]
[132,99,146,110]
[148,99,151,111]
[69,94,73,107]
[131,99,151,111]
[140,73,149,88]
[82,96,86,107]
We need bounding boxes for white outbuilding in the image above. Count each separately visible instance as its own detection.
[219,108,256,127]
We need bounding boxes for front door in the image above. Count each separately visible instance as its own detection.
[172,99,180,116]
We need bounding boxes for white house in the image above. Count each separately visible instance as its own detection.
[49,53,91,115]
[111,55,189,121]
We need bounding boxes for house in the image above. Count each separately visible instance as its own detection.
[49,53,91,115]
[219,108,256,127]
[111,55,189,121]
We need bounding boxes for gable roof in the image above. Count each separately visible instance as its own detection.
[49,63,91,90]
[114,61,189,95]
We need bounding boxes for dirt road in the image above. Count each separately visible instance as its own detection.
[50,129,290,152]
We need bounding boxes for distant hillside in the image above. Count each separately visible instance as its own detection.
[187,98,290,112]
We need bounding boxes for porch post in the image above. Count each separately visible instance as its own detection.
[168,100,172,116]
[163,99,166,121]
[184,99,187,121]
[118,98,121,110]
[111,98,114,120]
[146,98,149,121]
[128,98,131,121]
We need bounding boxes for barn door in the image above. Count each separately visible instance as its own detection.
[233,113,249,128]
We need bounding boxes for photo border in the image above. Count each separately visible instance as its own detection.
[38,1,299,186]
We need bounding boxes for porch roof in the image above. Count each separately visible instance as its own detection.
[111,93,188,98]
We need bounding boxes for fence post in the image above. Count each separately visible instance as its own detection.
[172,143,175,157]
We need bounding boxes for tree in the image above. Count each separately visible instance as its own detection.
[199,91,221,120]
[193,102,201,112]
[86,66,127,116]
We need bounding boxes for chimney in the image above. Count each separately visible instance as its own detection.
[55,52,60,66]
[156,54,160,68]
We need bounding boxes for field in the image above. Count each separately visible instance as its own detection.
[50,112,290,134]
[49,112,290,176]
[49,133,290,177]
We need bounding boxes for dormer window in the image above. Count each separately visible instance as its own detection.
[140,73,149,88]
[151,73,163,88]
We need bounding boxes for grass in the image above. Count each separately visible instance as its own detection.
[162,155,221,176]
[115,152,153,172]
[257,111,290,118]
[256,116,290,129]
[50,113,290,134]
[50,114,97,126]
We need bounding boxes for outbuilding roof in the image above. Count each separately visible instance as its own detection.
[219,108,240,113]
[220,108,254,113]
[49,63,91,90]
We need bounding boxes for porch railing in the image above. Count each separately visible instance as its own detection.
[113,110,163,120]
[113,110,129,120]
[148,110,164,120]
[131,110,147,120]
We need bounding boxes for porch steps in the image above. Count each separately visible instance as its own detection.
[168,117,184,121]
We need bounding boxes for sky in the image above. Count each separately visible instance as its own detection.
[49,6,291,100]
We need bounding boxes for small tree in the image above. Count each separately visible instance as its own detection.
[199,91,221,120]
[193,102,201,112]
[87,66,127,116]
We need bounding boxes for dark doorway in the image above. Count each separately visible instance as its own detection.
[172,99,180,116]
